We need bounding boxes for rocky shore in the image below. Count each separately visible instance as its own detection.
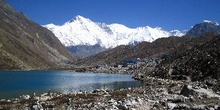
[1,76,219,110]
[1,52,219,110]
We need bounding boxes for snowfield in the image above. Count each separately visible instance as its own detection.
[44,15,185,48]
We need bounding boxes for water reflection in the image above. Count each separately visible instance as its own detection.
[0,71,142,99]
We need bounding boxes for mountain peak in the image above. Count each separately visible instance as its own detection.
[75,15,85,20]
[186,20,220,36]
[45,15,185,48]
[203,20,213,23]
[69,15,90,23]
[44,15,185,57]
[203,20,219,26]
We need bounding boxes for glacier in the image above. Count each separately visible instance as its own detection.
[43,15,185,49]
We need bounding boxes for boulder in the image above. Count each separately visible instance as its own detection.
[167,103,177,109]
[167,95,185,103]
[191,104,207,110]
[31,104,43,110]
[20,95,30,100]
[180,85,193,97]
[175,104,190,109]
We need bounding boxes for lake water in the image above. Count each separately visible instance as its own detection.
[0,70,142,99]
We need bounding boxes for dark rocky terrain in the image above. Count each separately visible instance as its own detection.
[87,33,220,90]
[0,0,75,70]
[76,33,215,67]
[150,34,220,91]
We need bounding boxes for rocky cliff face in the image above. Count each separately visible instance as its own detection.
[0,0,75,69]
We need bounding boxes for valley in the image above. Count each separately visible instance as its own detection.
[0,0,220,109]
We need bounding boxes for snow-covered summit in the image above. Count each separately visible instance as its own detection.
[203,20,219,26]
[170,30,186,36]
[43,15,184,48]
[203,20,213,23]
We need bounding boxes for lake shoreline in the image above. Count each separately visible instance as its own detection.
[0,71,140,100]
[1,76,220,109]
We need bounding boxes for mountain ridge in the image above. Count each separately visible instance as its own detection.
[44,16,220,58]
[0,0,75,69]
[44,15,186,57]
[44,15,185,49]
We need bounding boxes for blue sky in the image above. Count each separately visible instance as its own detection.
[6,0,220,31]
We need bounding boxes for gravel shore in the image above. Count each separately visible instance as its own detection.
[1,76,219,110]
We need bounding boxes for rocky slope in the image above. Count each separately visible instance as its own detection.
[90,33,219,83]
[76,33,215,66]
[151,34,220,82]
[0,0,75,70]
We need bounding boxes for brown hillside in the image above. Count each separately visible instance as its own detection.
[0,1,75,70]
[76,34,214,66]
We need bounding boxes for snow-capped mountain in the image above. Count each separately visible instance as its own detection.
[203,20,219,25]
[186,20,220,36]
[44,15,184,49]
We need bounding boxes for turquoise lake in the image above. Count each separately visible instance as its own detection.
[0,70,142,99]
